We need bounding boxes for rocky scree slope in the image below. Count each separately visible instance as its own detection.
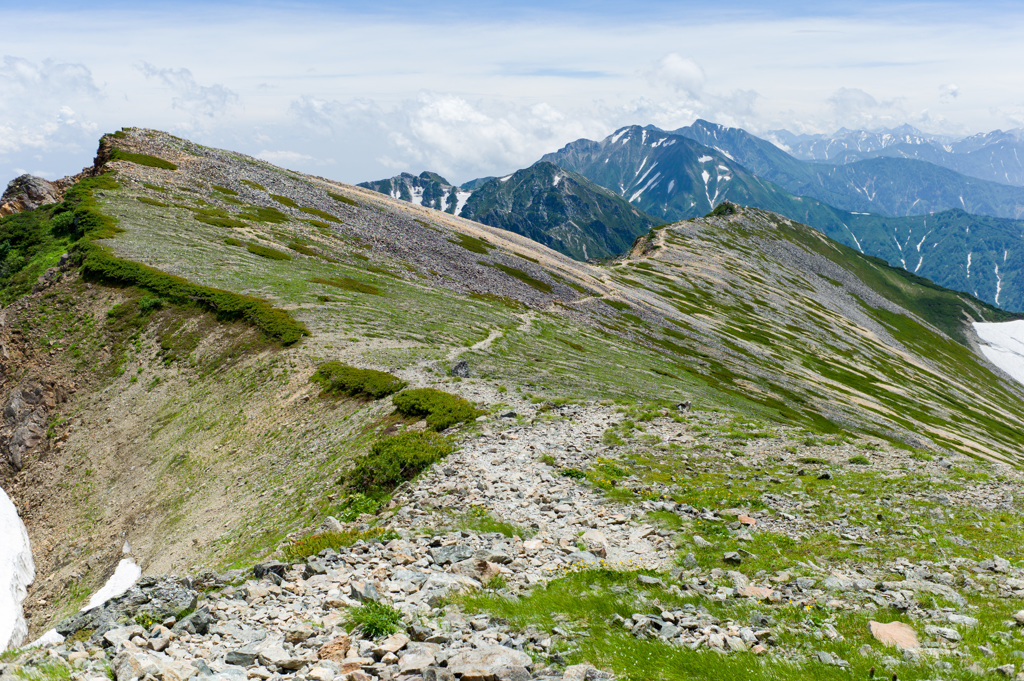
[7,401,1024,681]
[2,128,1024,680]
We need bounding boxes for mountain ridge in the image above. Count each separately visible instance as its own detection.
[4,129,1024,681]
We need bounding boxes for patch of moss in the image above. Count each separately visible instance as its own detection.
[246,243,292,261]
[310,276,379,295]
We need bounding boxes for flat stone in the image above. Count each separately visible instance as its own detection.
[736,585,775,599]
[374,632,410,656]
[925,625,962,642]
[737,514,757,526]
[447,646,532,677]
[398,650,436,674]
[869,621,919,650]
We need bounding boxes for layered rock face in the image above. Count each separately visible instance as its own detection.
[0,175,62,217]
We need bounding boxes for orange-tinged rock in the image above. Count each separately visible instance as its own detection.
[869,620,919,650]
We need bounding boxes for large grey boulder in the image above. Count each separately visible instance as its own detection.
[0,175,61,216]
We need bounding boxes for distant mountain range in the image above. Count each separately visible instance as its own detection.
[362,120,1024,311]
[767,125,1024,187]
[360,163,660,260]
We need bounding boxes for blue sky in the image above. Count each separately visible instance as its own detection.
[2,1,1023,184]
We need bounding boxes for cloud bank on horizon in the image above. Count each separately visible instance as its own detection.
[1,1,1023,185]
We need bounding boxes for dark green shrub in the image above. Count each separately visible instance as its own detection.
[241,180,265,191]
[137,196,169,207]
[707,201,737,218]
[298,206,341,223]
[238,206,289,224]
[310,276,379,295]
[196,215,248,229]
[246,243,292,261]
[109,149,177,171]
[288,241,317,257]
[270,194,298,208]
[327,191,357,206]
[450,233,491,254]
[224,237,243,247]
[349,431,453,494]
[392,388,483,431]
[344,601,403,638]
[211,185,238,196]
[848,455,870,465]
[311,361,406,399]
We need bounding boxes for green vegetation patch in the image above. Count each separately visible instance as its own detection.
[310,276,379,295]
[392,388,484,431]
[211,184,238,196]
[269,193,298,208]
[246,243,292,261]
[241,179,265,191]
[136,196,169,208]
[238,206,290,224]
[109,148,178,171]
[281,527,398,561]
[196,214,248,229]
[327,191,357,206]
[450,233,492,254]
[298,206,341,223]
[347,431,453,495]
[310,361,407,399]
[65,172,307,345]
[343,601,403,638]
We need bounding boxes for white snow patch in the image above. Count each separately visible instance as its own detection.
[667,179,675,193]
[967,252,972,278]
[975,321,1024,387]
[995,264,1004,306]
[633,157,648,178]
[697,155,713,163]
[499,174,513,182]
[84,559,142,611]
[641,129,648,145]
[609,129,628,144]
[409,187,424,206]
[1,487,34,653]
[701,170,710,185]
[717,165,730,172]
[629,172,661,203]
[455,191,471,216]
[553,174,562,187]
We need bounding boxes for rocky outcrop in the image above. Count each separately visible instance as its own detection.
[0,175,61,216]
[1,381,66,471]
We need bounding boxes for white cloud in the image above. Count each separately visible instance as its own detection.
[825,87,907,130]
[648,53,706,97]
[0,56,102,164]
[940,83,960,101]
[256,149,315,165]
[136,62,238,118]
